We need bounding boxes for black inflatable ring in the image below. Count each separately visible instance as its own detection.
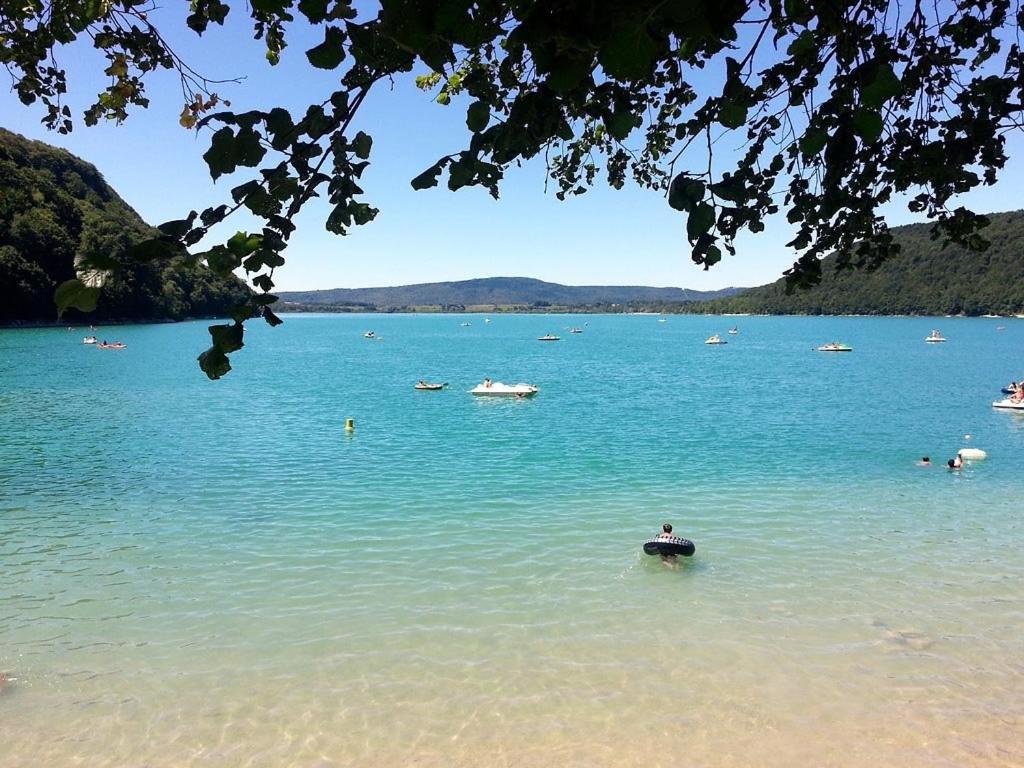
[643,536,695,557]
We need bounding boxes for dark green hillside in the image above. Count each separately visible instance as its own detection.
[689,211,1024,316]
[0,128,250,324]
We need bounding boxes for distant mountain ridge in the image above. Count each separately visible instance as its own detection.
[278,277,744,309]
[684,210,1024,316]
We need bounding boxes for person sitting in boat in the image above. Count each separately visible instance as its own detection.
[656,523,679,569]
[483,378,492,388]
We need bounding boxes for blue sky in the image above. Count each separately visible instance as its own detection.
[3,6,1022,292]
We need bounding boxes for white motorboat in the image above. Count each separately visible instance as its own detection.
[569,327,583,334]
[705,334,727,345]
[658,318,667,323]
[727,327,738,335]
[364,331,375,339]
[817,342,853,352]
[538,334,560,341]
[470,381,539,397]
[925,329,946,343]
[83,336,97,344]
[461,322,472,327]
[992,398,1024,411]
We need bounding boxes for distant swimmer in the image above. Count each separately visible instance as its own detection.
[947,454,963,470]
[918,456,932,467]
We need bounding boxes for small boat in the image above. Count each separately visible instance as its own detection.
[992,397,1024,411]
[470,381,539,397]
[705,334,727,345]
[925,329,946,343]
[996,325,1006,331]
[414,381,447,391]
[569,327,583,334]
[817,342,852,352]
[364,331,376,339]
[83,336,97,344]
[727,327,738,335]
[471,381,539,397]
[658,318,667,323]
[98,342,127,350]
[461,322,472,327]
[538,334,560,341]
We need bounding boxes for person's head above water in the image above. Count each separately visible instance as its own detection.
[662,523,673,534]
[947,459,956,468]
[922,457,930,463]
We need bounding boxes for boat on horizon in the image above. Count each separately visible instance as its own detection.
[470,381,539,397]
[364,331,376,339]
[727,327,738,335]
[538,334,560,341]
[83,336,97,344]
[817,342,853,352]
[705,334,727,345]
[569,327,583,334]
[414,381,447,391]
[925,329,946,343]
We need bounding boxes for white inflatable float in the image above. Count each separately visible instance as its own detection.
[959,448,988,460]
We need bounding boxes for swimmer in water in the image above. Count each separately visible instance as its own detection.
[657,523,679,570]
[918,456,931,467]
[947,454,963,470]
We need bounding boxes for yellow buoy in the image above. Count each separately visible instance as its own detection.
[345,418,355,432]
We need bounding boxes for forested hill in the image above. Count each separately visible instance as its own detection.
[687,211,1024,316]
[0,128,250,325]
[278,277,743,310]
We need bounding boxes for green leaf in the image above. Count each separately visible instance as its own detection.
[466,101,490,132]
[54,278,100,318]
[306,26,347,70]
[709,175,746,202]
[203,127,236,180]
[209,322,244,353]
[198,346,231,380]
[787,30,814,57]
[129,238,179,262]
[861,63,901,109]
[718,101,747,129]
[668,174,705,212]
[704,244,723,267]
[297,0,328,23]
[852,108,883,141]
[598,21,659,81]
[157,213,196,239]
[352,131,372,159]
[686,202,716,242]
[234,127,266,168]
[605,110,636,140]
[411,159,449,190]
[799,128,828,156]
[227,231,262,257]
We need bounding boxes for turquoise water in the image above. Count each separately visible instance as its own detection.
[1,314,1023,767]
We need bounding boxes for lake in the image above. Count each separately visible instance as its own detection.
[1,314,1022,767]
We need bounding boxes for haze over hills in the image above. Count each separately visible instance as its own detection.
[277,277,744,310]
[684,210,1024,316]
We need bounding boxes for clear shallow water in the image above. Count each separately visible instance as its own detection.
[1,314,1023,767]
